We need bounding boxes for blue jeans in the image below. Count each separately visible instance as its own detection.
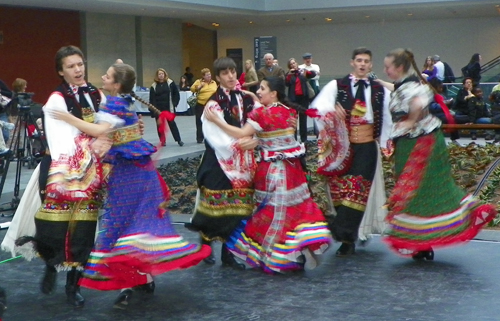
[0,113,9,142]
[472,117,492,136]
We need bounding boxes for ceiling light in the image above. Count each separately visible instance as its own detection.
[212,22,220,27]
[249,21,253,24]
[325,18,332,22]
[365,15,370,18]
[407,13,413,16]
[286,19,291,22]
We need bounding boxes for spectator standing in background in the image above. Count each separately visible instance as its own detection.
[433,55,445,82]
[149,68,184,146]
[285,58,316,143]
[184,67,194,86]
[242,59,259,93]
[257,53,285,82]
[179,75,191,91]
[190,68,217,143]
[463,53,481,87]
[299,52,321,95]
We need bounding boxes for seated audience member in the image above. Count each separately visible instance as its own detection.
[428,78,453,123]
[450,78,474,142]
[422,56,437,81]
[0,79,12,99]
[467,87,492,140]
[489,80,500,142]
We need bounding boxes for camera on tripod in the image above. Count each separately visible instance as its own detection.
[16,92,34,111]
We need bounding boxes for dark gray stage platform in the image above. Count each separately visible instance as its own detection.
[1,226,499,321]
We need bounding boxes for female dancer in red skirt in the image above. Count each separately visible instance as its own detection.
[205,76,332,274]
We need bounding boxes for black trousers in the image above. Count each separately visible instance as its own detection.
[195,103,205,142]
[450,113,470,140]
[154,115,181,143]
[492,113,500,136]
[294,95,310,143]
[329,142,378,243]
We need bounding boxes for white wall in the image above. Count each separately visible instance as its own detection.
[84,13,137,87]
[83,13,183,88]
[217,17,500,82]
[140,17,183,87]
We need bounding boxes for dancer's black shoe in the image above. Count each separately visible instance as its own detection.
[41,264,57,294]
[65,269,85,307]
[113,289,133,309]
[221,244,245,270]
[201,238,216,265]
[412,249,434,261]
[0,287,6,318]
[335,242,355,257]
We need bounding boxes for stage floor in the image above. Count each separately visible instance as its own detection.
[1,226,499,321]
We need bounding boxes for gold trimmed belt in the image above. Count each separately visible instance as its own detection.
[35,210,99,222]
[349,124,374,144]
[257,127,295,139]
[109,124,141,145]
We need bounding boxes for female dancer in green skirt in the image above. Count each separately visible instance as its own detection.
[380,48,496,260]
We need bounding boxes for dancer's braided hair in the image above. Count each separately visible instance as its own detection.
[110,63,163,115]
[130,91,161,116]
[386,48,438,95]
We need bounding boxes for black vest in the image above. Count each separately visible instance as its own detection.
[336,75,385,139]
[54,82,102,118]
[210,87,255,128]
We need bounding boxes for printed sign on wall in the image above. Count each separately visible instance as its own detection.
[254,36,277,70]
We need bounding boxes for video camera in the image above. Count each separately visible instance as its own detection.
[16,92,34,111]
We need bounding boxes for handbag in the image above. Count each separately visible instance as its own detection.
[306,81,316,99]
[187,92,198,108]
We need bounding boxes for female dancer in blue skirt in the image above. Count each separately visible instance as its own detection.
[50,63,211,308]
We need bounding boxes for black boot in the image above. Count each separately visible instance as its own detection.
[113,289,133,309]
[335,242,355,257]
[221,244,245,270]
[201,238,215,265]
[412,249,434,261]
[65,269,85,307]
[0,287,6,318]
[41,264,57,294]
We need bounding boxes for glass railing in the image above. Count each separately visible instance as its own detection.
[315,75,498,99]
[480,63,500,83]
[452,56,500,83]
[443,83,498,100]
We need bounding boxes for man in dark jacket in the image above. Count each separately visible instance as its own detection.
[467,87,492,140]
